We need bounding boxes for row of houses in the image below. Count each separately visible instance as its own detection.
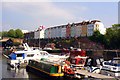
[24,30,44,40]
[44,20,106,38]
[24,20,106,40]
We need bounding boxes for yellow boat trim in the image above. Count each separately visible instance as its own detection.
[50,73,64,77]
[28,65,64,77]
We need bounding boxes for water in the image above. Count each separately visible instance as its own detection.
[1,49,119,80]
[1,52,70,80]
[1,52,46,79]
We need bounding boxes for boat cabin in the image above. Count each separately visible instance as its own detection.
[26,59,64,79]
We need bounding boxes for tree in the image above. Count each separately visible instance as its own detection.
[105,24,120,49]
[0,32,2,38]
[7,29,16,38]
[2,31,8,37]
[89,30,105,43]
[15,29,24,38]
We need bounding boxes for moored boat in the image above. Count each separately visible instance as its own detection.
[26,59,64,80]
[69,49,87,69]
[101,57,120,78]
[84,57,104,74]
[7,46,69,69]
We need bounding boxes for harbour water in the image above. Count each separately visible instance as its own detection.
[1,49,119,80]
[1,51,70,80]
[1,51,46,80]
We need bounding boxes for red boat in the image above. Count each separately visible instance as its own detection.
[69,49,87,69]
[62,48,87,69]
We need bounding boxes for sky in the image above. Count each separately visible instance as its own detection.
[1,0,119,31]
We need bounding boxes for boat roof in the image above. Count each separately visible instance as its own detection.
[31,59,62,66]
[14,50,48,54]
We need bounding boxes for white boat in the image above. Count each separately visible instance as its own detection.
[84,57,104,74]
[7,43,69,69]
[101,57,120,77]
[7,50,47,69]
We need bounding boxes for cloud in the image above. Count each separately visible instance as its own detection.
[3,2,76,20]
[2,0,119,2]
[2,2,88,30]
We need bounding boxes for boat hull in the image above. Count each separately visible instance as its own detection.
[101,69,120,78]
[26,65,63,80]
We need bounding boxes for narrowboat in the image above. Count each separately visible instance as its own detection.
[26,59,64,80]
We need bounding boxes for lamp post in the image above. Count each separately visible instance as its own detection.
[38,26,44,49]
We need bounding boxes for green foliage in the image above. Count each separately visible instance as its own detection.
[89,30,105,44]
[0,32,2,37]
[89,24,120,49]
[7,29,16,38]
[2,29,24,38]
[2,31,8,37]
[15,29,24,38]
[105,24,120,49]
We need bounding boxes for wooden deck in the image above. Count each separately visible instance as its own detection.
[75,70,115,79]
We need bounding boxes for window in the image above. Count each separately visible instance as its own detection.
[112,59,120,64]
[27,54,34,57]
[17,54,23,57]
[86,59,92,66]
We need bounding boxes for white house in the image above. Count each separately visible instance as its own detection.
[34,30,44,39]
[94,22,106,35]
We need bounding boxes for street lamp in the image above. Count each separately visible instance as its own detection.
[38,26,44,49]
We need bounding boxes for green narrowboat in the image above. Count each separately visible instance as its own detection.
[26,59,64,79]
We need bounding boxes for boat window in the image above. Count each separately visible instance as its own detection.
[33,61,36,65]
[27,54,34,57]
[29,60,31,63]
[86,59,92,66]
[41,52,45,55]
[28,60,32,65]
[44,64,51,73]
[112,59,120,64]
[17,54,23,57]
[104,62,110,65]
[100,58,104,62]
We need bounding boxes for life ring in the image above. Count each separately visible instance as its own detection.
[66,68,74,74]
[24,60,27,63]
[79,59,85,64]
[63,66,67,72]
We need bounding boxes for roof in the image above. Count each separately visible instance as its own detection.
[33,59,61,66]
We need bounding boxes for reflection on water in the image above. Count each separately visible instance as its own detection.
[2,54,65,80]
[2,50,119,80]
[1,54,46,79]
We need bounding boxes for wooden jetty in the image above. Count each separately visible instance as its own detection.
[75,70,115,79]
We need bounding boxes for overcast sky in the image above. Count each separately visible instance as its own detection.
[1,0,119,31]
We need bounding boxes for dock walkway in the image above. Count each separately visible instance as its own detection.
[75,70,115,79]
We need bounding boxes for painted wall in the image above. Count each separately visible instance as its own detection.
[34,30,44,39]
[94,22,106,34]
